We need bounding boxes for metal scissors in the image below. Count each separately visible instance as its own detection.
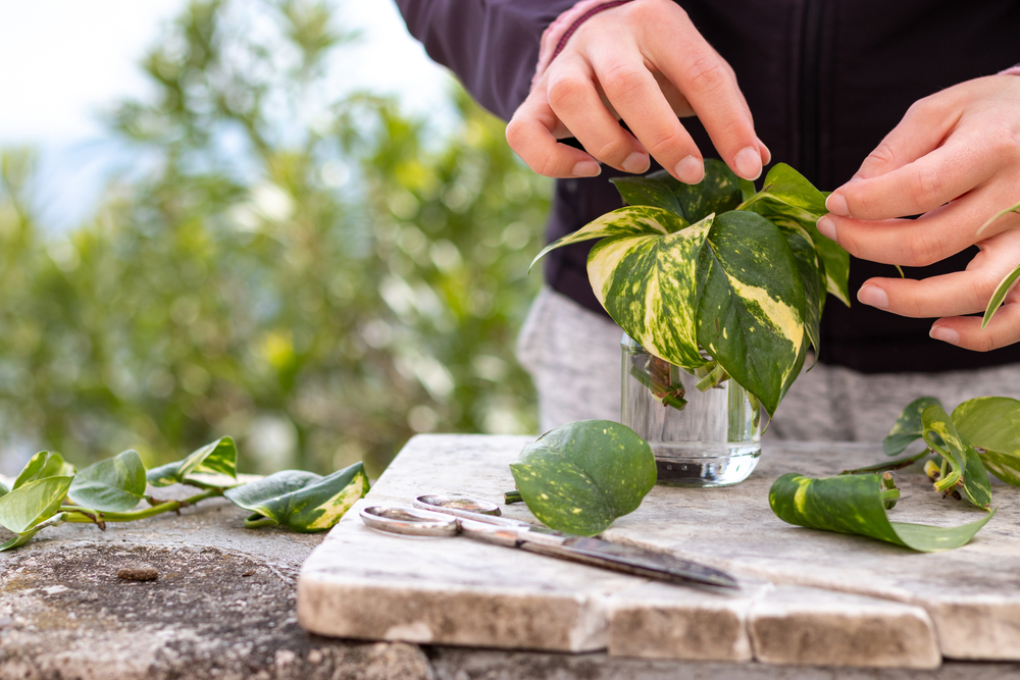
[360,493,738,589]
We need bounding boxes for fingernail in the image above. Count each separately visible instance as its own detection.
[734,146,762,180]
[674,155,704,184]
[622,152,650,174]
[816,215,836,241]
[759,140,772,166]
[825,193,849,216]
[857,285,889,309]
[572,161,601,177]
[930,325,960,345]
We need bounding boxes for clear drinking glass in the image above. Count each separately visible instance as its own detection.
[620,334,761,486]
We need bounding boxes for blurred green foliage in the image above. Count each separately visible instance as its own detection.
[0,0,550,477]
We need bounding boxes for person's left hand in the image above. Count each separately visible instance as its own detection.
[815,74,1020,351]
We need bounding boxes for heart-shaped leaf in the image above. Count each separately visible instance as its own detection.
[509,420,656,537]
[587,212,713,370]
[224,462,370,532]
[14,451,76,489]
[68,450,147,512]
[884,396,944,457]
[696,210,807,416]
[611,160,748,222]
[147,437,237,487]
[923,404,991,510]
[530,204,689,273]
[0,476,73,534]
[952,397,1020,485]
[770,472,994,552]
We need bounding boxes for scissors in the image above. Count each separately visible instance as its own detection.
[360,493,738,589]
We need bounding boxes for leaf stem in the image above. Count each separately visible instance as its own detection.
[504,490,523,504]
[1,513,70,552]
[840,449,930,475]
[60,488,222,524]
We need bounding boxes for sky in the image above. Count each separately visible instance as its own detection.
[0,0,454,229]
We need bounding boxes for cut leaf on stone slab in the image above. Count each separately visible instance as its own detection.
[884,396,944,457]
[922,404,992,510]
[68,450,147,512]
[13,451,76,489]
[0,476,73,534]
[147,437,238,487]
[509,420,656,537]
[953,396,1020,486]
[224,462,370,532]
[770,472,994,552]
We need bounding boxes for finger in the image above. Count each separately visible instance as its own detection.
[506,91,603,178]
[816,184,1011,267]
[643,15,762,181]
[849,96,959,182]
[825,136,996,220]
[856,269,998,319]
[930,303,1020,352]
[588,45,704,182]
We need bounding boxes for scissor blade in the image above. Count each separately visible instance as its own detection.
[526,535,739,589]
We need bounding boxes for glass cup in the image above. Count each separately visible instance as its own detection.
[620,334,761,486]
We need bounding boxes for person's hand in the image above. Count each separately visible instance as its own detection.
[816,74,1020,351]
[506,0,769,182]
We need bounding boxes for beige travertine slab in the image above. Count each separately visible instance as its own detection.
[298,434,1020,665]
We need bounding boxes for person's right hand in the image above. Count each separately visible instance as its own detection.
[506,0,769,183]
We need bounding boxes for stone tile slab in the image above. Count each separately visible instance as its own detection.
[298,434,1020,666]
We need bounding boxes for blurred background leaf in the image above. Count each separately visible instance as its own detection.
[0,0,549,478]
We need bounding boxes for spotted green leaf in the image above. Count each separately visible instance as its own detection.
[147,437,238,487]
[952,397,1020,485]
[224,462,369,532]
[884,396,944,457]
[696,211,807,416]
[587,213,713,370]
[0,475,73,534]
[530,205,689,273]
[922,404,992,510]
[610,160,747,222]
[770,472,994,552]
[13,451,76,489]
[68,450,147,513]
[981,261,1020,329]
[767,216,823,361]
[510,420,656,537]
[741,164,850,306]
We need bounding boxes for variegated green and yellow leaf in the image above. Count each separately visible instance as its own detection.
[770,472,994,552]
[740,164,850,306]
[884,396,944,457]
[587,214,714,370]
[922,405,991,510]
[530,206,689,273]
[695,211,807,416]
[223,462,370,532]
[13,451,75,490]
[611,160,746,223]
[981,261,1020,329]
[768,215,823,361]
[147,437,238,487]
[953,396,1020,486]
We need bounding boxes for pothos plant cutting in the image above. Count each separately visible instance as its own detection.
[0,436,370,551]
[531,159,850,418]
[769,395,1020,551]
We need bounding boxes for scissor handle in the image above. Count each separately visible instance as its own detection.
[360,505,459,537]
[413,494,534,528]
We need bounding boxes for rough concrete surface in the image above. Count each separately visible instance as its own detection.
[0,494,434,680]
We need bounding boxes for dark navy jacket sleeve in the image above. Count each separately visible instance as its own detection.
[394,0,577,121]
